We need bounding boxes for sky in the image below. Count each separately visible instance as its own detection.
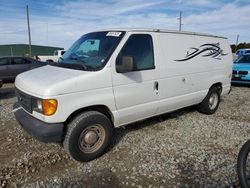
[0,0,250,49]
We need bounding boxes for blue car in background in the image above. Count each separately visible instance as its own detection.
[236,49,250,57]
[232,54,250,84]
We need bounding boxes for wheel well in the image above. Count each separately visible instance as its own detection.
[210,82,222,94]
[65,105,114,126]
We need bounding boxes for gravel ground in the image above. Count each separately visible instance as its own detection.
[0,83,250,188]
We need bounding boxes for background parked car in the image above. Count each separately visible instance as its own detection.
[232,54,250,84]
[0,56,47,82]
[235,48,250,58]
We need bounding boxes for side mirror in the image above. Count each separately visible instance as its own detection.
[116,56,134,73]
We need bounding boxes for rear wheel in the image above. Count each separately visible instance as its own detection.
[63,111,113,162]
[198,87,220,114]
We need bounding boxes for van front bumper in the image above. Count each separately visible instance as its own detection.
[13,102,64,143]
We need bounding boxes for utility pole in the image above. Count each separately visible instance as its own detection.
[46,22,48,44]
[179,11,183,32]
[10,47,13,56]
[235,34,239,52]
[26,4,32,57]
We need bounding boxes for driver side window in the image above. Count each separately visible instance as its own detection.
[0,58,9,65]
[116,34,154,72]
[13,58,29,64]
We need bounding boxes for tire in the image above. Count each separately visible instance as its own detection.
[237,140,250,188]
[198,87,220,115]
[63,111,113,162]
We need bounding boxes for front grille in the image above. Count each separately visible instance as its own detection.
[232,70,249,75]
[16,89,32,113]
[239,71,248,75]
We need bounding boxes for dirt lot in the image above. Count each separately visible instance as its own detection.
[0,83,250,188]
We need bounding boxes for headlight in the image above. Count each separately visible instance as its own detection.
[34,99,57,116]
[37,99,43,111]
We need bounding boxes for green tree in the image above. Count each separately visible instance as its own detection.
[230,43,250,53]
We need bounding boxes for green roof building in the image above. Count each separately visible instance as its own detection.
[0,44,64,57]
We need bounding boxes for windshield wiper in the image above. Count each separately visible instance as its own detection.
[69,55,91,69]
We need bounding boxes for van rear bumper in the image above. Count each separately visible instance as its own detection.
[13,102,64,143]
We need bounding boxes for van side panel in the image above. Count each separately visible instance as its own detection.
[192,35,232,94]
[155,33,232,115]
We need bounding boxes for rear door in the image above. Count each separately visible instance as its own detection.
[111,33,159,126]
[8,57,31,79]
[0,57,10,81]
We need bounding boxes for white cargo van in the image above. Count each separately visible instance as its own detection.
[14,29,232,162]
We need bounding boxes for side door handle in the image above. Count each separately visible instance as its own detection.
[154,81,159,94]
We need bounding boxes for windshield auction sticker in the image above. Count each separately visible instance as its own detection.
[106,32,122,37]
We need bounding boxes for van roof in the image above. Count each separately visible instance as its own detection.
[99,28,227,39]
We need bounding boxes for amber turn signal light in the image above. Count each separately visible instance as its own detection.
[42,99,57,116]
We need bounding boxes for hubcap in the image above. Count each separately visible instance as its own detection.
[78,124,105,153]
[208,93,218,110]
[84,131,98,145]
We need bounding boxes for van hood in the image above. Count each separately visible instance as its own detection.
[15,65,111,97]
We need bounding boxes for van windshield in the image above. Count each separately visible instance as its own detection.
[59,31,125,71]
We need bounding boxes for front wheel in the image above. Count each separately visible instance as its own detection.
[198,87,220,114]
[237,140,250,188]
[63,111,113,162]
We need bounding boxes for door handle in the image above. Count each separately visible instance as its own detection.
[154,81,159,93]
